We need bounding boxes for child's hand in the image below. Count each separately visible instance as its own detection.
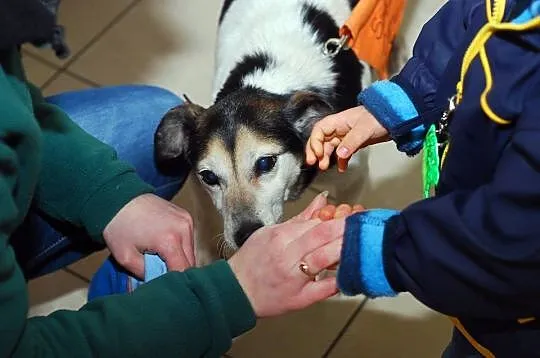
[310,203,365,221]
[305,106,389,172]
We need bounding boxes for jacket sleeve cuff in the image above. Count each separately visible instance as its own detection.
[358,80,426,156]
[135,257,256,340]
[79,170,154,243]
[201,260,257,339]
[337,209,400,298]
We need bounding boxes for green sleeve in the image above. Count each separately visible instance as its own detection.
[0,50,256,358]
[5,50,153,243]
[3,252,256,358]
[28,81,154,242]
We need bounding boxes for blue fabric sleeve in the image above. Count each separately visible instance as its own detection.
[88,253,168,299]
[356,0,485,156]
[380,89,540,319]
[358,81,425,155]
[129,253,168,290]
[394,0,484,111]
[337,209,400,298]
[512,0,540,24]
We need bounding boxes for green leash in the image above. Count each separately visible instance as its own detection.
[422,124,440,198]
[422,95,456,198]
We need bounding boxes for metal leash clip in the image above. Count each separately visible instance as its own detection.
[322,34,350,57]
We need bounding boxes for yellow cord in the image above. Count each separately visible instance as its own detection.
[455,0,540,124]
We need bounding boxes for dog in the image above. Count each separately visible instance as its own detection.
[154,0,405,265]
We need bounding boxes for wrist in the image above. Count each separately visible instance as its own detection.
[358,81,425,156]
[227,255,259,316]
[337,209,400,298]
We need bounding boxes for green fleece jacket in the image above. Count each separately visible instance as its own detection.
[0,48,255,358]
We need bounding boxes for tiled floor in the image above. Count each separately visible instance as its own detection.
[25,0,453,357]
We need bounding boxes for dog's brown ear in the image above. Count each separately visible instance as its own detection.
[154,102,205,176]
[283,91,333,138]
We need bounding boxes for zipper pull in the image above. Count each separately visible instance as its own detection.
[436,95,457,136]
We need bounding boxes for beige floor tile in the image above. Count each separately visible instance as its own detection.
[68,250,110,281]
[360,143,423,211]
[229,295,366,358]
[401,0,447,49]
[21,55,58,87]
[42,72,93,96]
[24,0,135,65]
[27,270,88,317]
[311,142,422,211]
[69,0,222,107]
[328,294,453,358]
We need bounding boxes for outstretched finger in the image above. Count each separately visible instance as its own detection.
[309,125,329,160]
[288,217,346,258]
[301,238,342,277]
[115,247,145,280]
[334,204,353,218]
[292,191,329,222]
[294,277,338,310]
[318,205,336,220]
[352,204,365,213]
[337,156,349,173]
[336,124,372,160]
[319,141,336,170]
[305,137,318,166]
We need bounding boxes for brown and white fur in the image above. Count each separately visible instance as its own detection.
[154,0,405,265]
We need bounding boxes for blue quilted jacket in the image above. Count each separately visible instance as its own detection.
[337,0,540,356]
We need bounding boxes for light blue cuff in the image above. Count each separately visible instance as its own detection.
[358,81,425,155]
[338,209,400,298]
[129,253,168,290]
[512,0,540,24]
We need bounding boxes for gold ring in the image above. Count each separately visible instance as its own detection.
[299,262,317,281]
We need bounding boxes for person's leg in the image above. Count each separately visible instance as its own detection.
[11,85,186,279]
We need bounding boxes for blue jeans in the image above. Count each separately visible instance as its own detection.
[10,85,186,280]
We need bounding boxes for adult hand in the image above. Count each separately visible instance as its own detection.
[228,193,346,318]
[104,193,194,279]
[311,202,365,270]
[306,106,389,172]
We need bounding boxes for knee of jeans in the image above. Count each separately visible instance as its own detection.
[125,85,184,110]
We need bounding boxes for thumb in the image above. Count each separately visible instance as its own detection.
[115,247,145,280]
[292,191,329,222]
[160,245,191,272]
[336,125,372,160]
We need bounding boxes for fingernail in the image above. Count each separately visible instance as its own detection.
[321,191,329,198]
[337,147,349,157]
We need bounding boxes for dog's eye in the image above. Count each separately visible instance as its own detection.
[255,156,277,175]
[199,170,219,186]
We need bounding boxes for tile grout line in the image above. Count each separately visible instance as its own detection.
[63,268,91,284]
[24,51,101,89]
[62,70,102,88]
[40,0,143,90]
[321,297,370,358]
[23,50,62,71]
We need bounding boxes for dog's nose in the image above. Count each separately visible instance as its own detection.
[234,221,264,247]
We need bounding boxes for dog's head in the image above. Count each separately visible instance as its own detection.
[155,87,333,249]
